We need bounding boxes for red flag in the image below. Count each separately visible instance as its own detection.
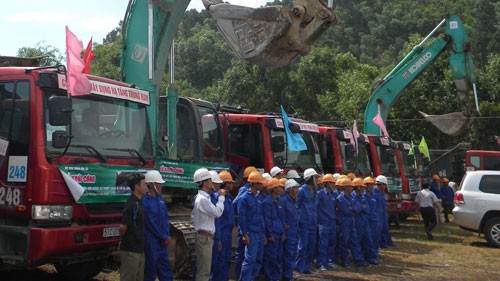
[66,26,91,96]
[372,111,389,138]
[83,37,95,74]
[351,120,360,154]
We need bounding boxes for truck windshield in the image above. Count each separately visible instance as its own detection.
[271,129,322,171]
[44,93,153,159]
[376,145,399,176]
[197,105,223,162]
[356,142,372,176]
[400,149,415,177]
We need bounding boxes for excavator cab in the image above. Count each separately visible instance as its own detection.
[203,0,337,69]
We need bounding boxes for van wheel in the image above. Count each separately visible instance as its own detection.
[484,217,500,248]
[55,260,104,281]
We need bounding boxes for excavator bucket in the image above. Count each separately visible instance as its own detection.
[419,111,475,137]
[203,0,337,69]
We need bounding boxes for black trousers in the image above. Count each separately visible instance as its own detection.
[442,201,454,222]
[420,207,437,233]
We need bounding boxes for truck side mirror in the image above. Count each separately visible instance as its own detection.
[48,96,72,126]
[52,130,70,148]
[271,135,286,153]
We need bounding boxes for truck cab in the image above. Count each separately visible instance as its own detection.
[0,64,154,279]
[221,112,322,185]
[318,126,371,177]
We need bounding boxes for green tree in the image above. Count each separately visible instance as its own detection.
[16,41,63,66]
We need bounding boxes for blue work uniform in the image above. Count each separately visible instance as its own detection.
[213,192,234,281]
[233,183,250,278]
[210,192,223,281]
[143,193,173,281]
[336,192,365,267]
[238,190,265,281]
[373,187,394,248]
[280,192,299,281]
[430,182,441,200]
[441,185,454,203]
[316,188,337,268]
[354,192,377,264]
[365,191,380,259]
[263,195,285,281]
[295,184,317,273]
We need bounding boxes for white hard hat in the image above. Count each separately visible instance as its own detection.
[194,168,211,183]
[270,166,283,177]
[262,173,272,181]
[145,170,165,184]
[286,170,300,179]
[209,170,223,184]
[285,179,300,191]
[375,175,388,185]
[333,173,341,180]
[303,168,318,180]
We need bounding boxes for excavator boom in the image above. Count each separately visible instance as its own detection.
[363,15,479,137]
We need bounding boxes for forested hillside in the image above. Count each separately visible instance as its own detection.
[87,0,500,149]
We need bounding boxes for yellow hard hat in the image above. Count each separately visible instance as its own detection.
[267,178,280,190]
[335,178,343,186]
[352,177,365,187]
[244,166,257,178]
[339,174,348,180]
[363,176,375,184]
[248,171,266,184]
[322,174,335,183]
[347,173,356,180]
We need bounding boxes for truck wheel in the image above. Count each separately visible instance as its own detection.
[484,217,500,248]
[55,260,104,281]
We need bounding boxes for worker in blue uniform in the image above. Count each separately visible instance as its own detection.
[212,171,235,281]
[233,166,257,278]
[364,176,380,260]
[143,170,174,281]
[262,178,286,281]
[280,179,300,281]
[352,178,377,265]
[374,175,395,248]
[336,178,367,267]
[316,173,338,271]
[238,171,267,281]
[295,168,319,275]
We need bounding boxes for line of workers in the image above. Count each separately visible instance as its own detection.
[190,166,394,281]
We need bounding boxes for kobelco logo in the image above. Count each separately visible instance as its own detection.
[402,52,433,80]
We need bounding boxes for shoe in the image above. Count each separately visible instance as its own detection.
[327,262,336,268]
[368,260,378,265]
[295,272,302,278]
[319,266,327,271]
[341,263,349,268]
[427,232,434,240]
[356,262,369,267]
[303,271,313,274]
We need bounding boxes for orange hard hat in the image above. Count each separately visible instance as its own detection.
[322,174,335,183]
[339,174,348,180]
[267,178,279,190]
[219,171,234,183]
[248,171,266,184]
[352,178,365,187]
[340,178,352,187]
[279,178,288,186]
[243,166,257,178]
[442,177,449,183]
[363,176,375,184]
[432,175,440,180]
[347,173,356,180]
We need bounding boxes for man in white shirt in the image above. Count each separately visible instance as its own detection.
[415,180,440,240]
[191,168,225,281]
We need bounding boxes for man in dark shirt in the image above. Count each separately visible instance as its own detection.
[119,173,147,281]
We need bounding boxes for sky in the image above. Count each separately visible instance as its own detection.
[0,0,271,57]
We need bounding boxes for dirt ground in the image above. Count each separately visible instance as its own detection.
[4,216,500,281]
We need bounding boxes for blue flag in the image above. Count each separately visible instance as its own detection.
[281,105,307,151]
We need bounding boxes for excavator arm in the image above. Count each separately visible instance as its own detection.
[363,15,479,137]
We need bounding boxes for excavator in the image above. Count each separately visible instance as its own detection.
[120,0,337,276]
[364,15,479,137]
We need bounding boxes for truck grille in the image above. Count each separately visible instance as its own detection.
[85,203,124,215]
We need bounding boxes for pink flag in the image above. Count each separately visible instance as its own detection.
[372,111,389,137]
[351,120,360,154]
[66,26,91,96]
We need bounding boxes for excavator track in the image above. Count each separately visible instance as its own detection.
[169,220,197,278]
